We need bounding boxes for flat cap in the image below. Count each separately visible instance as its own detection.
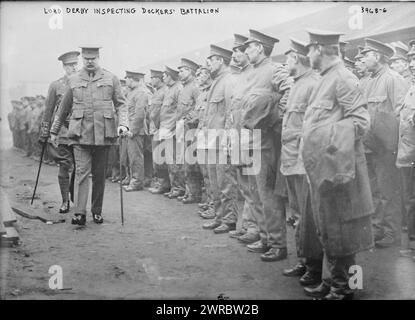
[408,40,415,57]
[284,37,308,56]
[125,71,145,81]
[58,51,80,64]
[207,45,233,64]
[390,46,408,61]
[164,65,179,79]
[150,69,164,79]
[244,29,279,50]
[233,33,248,51]
[178,58,200,72]
[360,38,394,58]
[80,47,102,58]
[306,29,344,47]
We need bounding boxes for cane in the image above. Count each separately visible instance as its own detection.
[31,141,47,205]
[119,136,124,226]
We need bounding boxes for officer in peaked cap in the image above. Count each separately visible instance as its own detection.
[201,43,236,233]
[306,29,344,70]
[177,58,203,204]
[239,28,292,262]
[39,50,80,214]
[50,46,129,226]
[123,70,149,192]
[284,37,309,57]
[390,46,412,86]
[281,36,323,283]
[148,68,170,195]
[396,39,415,258]
[360,38,395,59]
[158,65,182,198]
[232,33,248,51]
[303,27,373,300]
[178,58,200,73]
[244,29,279,57]
[361,37,408,248]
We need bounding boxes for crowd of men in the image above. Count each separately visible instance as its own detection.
[7,27,415,300]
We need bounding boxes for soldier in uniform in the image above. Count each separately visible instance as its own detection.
[281,38,323,285]
[193,65,213,213]
[123,71,149,192]
[7,101,18,148]
[199,45,238,234]
[390,45,412,87]
[396,40,415,259]
[224,34,259,241]
[15,100,26,150]
[354,47,371,91]
[157,66,183,199]
[302,29,373,300]
[148,69,170,194]
[50,47,129,226]
[361,38,408,247]
[39,51,79,213]
[21,96,31,156]
[239,30,291,262]
[176,58,203,204]
[29,96,43,160]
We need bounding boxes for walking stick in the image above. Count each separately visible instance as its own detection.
[31,141,47,205]
[119,136,124,226]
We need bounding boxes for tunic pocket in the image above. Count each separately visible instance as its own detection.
[103,110,117,138]
[67,110,84,138]
[96,80,113,101]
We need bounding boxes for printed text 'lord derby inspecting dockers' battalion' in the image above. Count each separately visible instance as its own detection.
[43,7,221,16]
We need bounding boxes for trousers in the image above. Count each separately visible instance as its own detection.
[126,134,145,188]
[73,145,109,215]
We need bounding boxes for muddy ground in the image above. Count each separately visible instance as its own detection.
[0,148,414,300]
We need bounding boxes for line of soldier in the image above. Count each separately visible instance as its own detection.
[7,95,56,164]
[14,28,415,300]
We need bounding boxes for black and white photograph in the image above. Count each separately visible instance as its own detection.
[0,0,414,305]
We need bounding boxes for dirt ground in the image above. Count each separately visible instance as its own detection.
[0,148,414,300]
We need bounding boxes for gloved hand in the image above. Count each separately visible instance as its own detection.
[117,125,129,136]
[50,133,58,148]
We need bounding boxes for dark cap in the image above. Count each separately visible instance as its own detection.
[207,45,233,64]
[407,40,415,57]
[125,71,145,81]
[306,28,344,48]
[178,58,200,72]
[244,29,279,50]
[284,38,308,56]
[233,33,248,51]
[390,46,408,62]
[80,47,102,58]
[196,65,210,76]
[58,51,80,64]
[360,38,394,58]
[120,79,126,86]
[150,69,164,79]
[354,45,365,60]
[344,57,355,69]
[164,66,179,79]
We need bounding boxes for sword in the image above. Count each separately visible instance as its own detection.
[119,136,124,226]
[31,141,47,205]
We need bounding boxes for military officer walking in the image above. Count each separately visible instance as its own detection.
[361,38,408,247]
[50,47,129,226]
[39,51,79,213]
[302,29,374,300]
[123,71,149,192]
